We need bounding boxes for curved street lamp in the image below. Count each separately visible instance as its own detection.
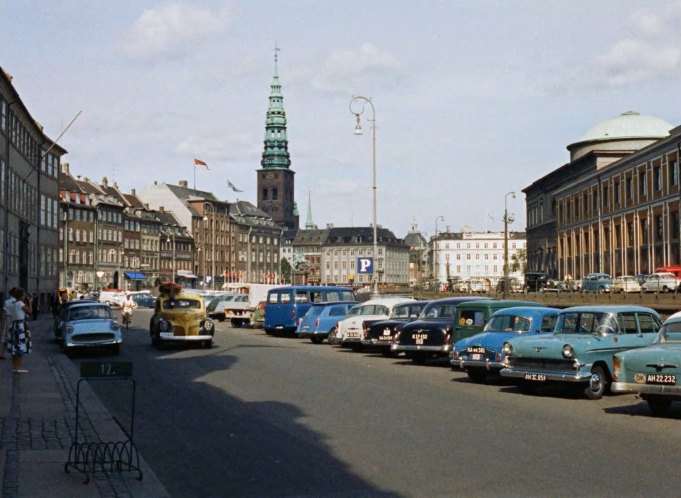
[503,191,516,299]
[349,95,378,296]
[203,202,216,290]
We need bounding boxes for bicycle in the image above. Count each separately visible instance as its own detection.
[122,312,131,329]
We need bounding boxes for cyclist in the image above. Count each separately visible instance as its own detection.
[121,293,138,328]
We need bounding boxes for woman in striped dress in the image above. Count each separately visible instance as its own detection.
[6,288,31,373]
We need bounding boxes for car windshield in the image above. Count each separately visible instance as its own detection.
[68,306,112,321]
[659,321,681,342]
[556,312,616,334]
[162,299,202,310]
[423,304,458,318]
[484,314,531,333]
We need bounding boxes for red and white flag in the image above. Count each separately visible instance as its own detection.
[194,158,209,169]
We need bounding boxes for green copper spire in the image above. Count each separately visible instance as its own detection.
[261,45,291,169]
[305,190,314,229]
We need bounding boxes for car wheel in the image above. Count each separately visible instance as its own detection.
[411,352,427,365]
[350,343,363,352]
[310,336,324,344]
[598,286,605,294]
[663,286,670,293]
[466,368,487,383]
[647,397,672,417]
[381,349,395,358]
[518,381,537,395]
[218,316,225,322]
[584,365,608,400]
[203,340,212,349]
[231,319,241,328]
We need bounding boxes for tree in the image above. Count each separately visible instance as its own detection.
[510,248,527,274]
[280,257,292,284]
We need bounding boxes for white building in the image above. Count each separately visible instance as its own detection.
[433,231,526,289]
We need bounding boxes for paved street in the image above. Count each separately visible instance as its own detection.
[74,309,681,497]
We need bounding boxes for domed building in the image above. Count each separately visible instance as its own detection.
[404,221,428,287]
[524,111,679,280]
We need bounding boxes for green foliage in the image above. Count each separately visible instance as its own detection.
[280,258,292,283]
[510,248,527,273]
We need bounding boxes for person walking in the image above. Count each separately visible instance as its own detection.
[6,288,32,373]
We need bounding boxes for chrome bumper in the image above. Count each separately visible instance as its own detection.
[499,367,590,383]
[455,358,505,370]
[64,338,122,348]
[392,344,451,353]
[341,336,362,344]
[612,381,681,396]
[362,338,392,347]
[159,334,213,342]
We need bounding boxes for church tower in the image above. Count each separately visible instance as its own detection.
[257,47,299,230]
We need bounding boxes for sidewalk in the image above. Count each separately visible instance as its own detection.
[0,314,169,498]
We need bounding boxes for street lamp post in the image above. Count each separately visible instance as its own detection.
[434,215,444,289]
[349,95,379,296]
[203,202,216,290]
[503,191,516,299]
[165,229,176,282]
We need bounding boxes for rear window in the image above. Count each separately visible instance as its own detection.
[638,313,660,333]
[162,299,202,310]
[485,314,531,332]
[425,304,458,318]
[307,306,325,317]
[268,291,291,304]
[458,309,485,327]
[329,305,350,316]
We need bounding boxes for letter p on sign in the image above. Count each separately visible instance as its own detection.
[357,257,374,274]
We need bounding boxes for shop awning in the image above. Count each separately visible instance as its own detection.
[124,272,147,280]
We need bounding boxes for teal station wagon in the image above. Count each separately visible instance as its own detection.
[612,311,681,417]
[500,305,661,399]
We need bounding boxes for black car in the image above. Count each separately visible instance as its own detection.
[392,297,490,364]
[362,301,430,356]
[132,293,155,308]
[523,272,550,292]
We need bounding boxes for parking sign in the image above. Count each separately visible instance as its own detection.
[357,257,374,274]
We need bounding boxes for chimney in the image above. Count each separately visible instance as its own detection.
[102,177,109,188]
[61,162,70,175]
[131,188,136,196]
[179,180,188,188]
[159,206,165,213]
[144,203,149,210]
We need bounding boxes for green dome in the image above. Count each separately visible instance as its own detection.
[579,111,672,143]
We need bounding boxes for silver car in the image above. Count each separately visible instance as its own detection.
[59,302,122,355]
[642,273,679,293]
[612,275,642,293]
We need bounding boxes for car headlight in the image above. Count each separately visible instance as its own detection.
[503,342,512,356]
[111,322,120,331]
[203,320,214,331]
[65,325,74,333]
[562,344,575,358]
[159,320,170,332]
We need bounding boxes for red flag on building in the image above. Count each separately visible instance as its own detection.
[194,158,209,169]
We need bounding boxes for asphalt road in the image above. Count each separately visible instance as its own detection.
[73,309,681,498]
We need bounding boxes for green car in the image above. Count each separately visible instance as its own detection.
[500,305,661,399]
[612,312,681,417]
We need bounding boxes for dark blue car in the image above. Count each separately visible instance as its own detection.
[451,306,560,382]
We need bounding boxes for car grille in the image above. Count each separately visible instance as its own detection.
[72,333,115,343]
[507,357,577,372]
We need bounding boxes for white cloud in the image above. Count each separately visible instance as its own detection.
[122,2,231,59]
[312,43,401,93]
[593,3,681,86]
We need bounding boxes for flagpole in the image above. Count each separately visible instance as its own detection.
[194,161,196,192]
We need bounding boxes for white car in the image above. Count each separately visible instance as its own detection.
[642,272,679,293]
[336,297,415,350]
[612,275,642,293]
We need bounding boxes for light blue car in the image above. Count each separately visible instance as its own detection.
[451,307,560,382]
[295,301,358,344]
[60,302,122,355]
[500,305,661,399]
[581,273,613,293]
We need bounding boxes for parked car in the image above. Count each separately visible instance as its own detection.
[641,272,679,293]
[451,307,559,382]
[500,305,661,399]
[362,301,430,356]
[328,305,361,345]
[523,272,549,292]
[59,302,122,355]
[612,311,681,416]
[391,297,494,365]
[337,297,415,350]
[495,277,523,294]
[635,274,651,286]
[250,300,266,328]
[54,299,99,341]
[541,279,569,293]
[149,285,215,348]
[612,275,642,293]
[295,301,358,344]
[581,273,613,293]
[654,265,681,279]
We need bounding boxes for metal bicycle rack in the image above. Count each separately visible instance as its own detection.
[65,361,143,483]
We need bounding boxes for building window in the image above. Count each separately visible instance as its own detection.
[262,188,268,200]
[654,166,661,192]
[670,160,679,186]
[656,215,663,241]
[639,171,647,197]
[272,188,278,200]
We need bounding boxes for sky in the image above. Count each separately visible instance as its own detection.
[2,0,681,239]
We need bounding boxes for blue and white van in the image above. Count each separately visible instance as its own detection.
[264,286,355,335]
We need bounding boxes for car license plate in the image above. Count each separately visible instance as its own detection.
[470,353,481,360]
[468,347,485,354]
[347,332,359,338]
[160,332,174,338]
[645,374,676,385]
[525,373,546,382]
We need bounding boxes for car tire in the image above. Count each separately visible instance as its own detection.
[310,336,324,344]
[381,349,395,358]
[411,352,427,365]
[350,343,363,352]
[231,319,241,328]
[584,365,608,400]
[203,340,212,349]
[647,397,672,417]
[466,368,487,383]
[598,286,605,294]
[518,381,537,395]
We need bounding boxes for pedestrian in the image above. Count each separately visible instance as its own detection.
[6,288,31,373]
[51,292,60,318]
[1,288,17,360]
